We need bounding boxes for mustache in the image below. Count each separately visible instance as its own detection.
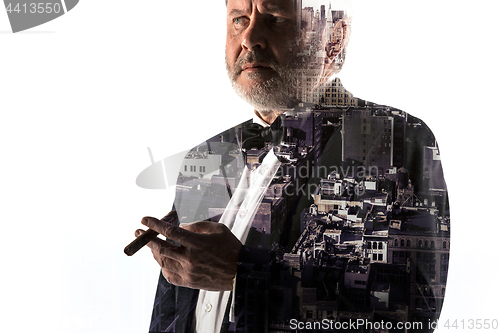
[234,51,280,75]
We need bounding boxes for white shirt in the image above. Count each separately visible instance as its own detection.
[192,114,281,332]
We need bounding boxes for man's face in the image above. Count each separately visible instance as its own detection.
[225,0,303,111]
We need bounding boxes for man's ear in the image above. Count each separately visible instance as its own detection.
[316,19,348,87]
[324,19,347,67]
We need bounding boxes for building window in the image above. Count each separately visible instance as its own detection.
[367,242,372,249]
[401,239,405,247]
[184,165,187,172]
[378,254,383,261]
[407,239,411,247]
[378,242,383,249]
[394,239,398,247]
[418,240,423,248]
[443,241,447,249]
[431,241,435,248]
[425,240,429,248]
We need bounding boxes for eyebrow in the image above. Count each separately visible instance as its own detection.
[228,4,293,18]
[261,3,291,17]
[229,9,247,18]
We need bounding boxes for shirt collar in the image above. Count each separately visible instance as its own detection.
[252,111,270,128]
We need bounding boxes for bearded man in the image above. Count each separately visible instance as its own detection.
[133,1,450,332]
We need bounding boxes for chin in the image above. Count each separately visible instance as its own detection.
[232,78,297,111]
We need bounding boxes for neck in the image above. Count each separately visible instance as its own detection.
[254,110,284,125]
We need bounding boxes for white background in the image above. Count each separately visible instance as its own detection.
[0,0,498,332]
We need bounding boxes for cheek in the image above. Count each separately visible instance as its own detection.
[271,47,293,68]
[269,34,298,63]
[225,37,241,68]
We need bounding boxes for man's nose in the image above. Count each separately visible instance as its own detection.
[241,18,267,51]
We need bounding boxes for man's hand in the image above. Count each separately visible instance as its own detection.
[135,215,242,291]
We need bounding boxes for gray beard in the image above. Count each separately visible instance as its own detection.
[226,51,300,111]
[231,72,298,111]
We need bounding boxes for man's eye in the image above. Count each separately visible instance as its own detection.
[272,16,287,24]
[233,17,248,25]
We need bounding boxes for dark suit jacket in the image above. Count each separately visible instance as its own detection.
[148,102,450,333]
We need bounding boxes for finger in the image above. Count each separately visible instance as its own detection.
[151,248,183,274]
[162,270,185,287]
[146,236,184,261]
[142,216,198,247]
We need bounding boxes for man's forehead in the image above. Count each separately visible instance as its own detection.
[227,0,296,15]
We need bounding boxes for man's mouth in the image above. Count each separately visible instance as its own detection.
[241,63,272,73]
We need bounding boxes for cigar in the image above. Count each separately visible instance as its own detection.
[124,211,177,256]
